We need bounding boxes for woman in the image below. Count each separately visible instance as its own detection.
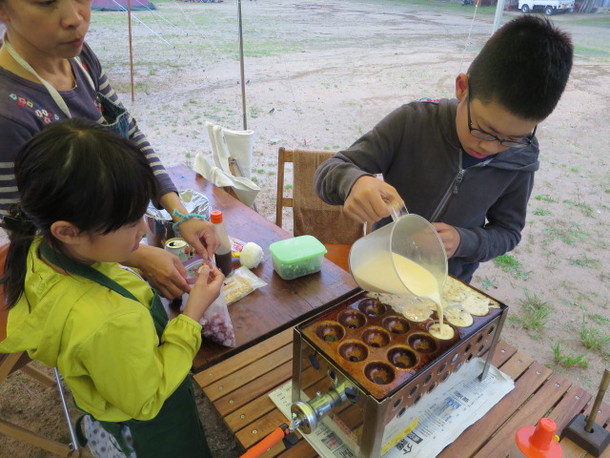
[0,0,218,299]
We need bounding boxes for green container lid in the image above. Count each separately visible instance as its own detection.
[269,235,327,262]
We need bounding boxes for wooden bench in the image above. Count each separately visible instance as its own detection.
[195,329,610,457]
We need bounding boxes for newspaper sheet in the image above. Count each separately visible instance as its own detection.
[268,357,514,457]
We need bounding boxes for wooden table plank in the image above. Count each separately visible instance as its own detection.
[203,344,292,402]
[166,165,357,370]
[236,408,294,449]
[439,357,550,457]
[276,439,318,458]
[551,385,593,434]
[490,340,517,368]
[224,391,281,433]
[195,327,294,388]
[215,361,293,418]
[474,372,572,457]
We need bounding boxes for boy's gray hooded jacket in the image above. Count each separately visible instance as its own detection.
[315,98,539,282]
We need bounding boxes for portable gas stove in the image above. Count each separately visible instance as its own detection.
[289,277,508,457]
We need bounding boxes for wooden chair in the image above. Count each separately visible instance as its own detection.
[276,147,365,271]
[0,244,80,456]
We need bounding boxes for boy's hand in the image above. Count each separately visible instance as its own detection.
[124,245,190,299]
[431,222,461,258]
[183,265,225,322]
[344,176,404,225]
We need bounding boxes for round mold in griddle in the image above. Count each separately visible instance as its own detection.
[314,321,345,343]
[338,340,369,363]
[338,309,367,330]
[387,346,418,370]
[362,327,391,348]
[427,322,456,341]
[407,332,438,353]
[364,361,396,385]
[382,315,410,334]
[357,298,387,317]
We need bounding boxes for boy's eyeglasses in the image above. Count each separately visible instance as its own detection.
[467,92,537,149]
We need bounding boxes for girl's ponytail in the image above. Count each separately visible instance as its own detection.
[1,206,38,308]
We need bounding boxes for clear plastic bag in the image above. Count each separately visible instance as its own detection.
[223,266,267,305]
[199,292,236,347]
[183,257,237,347]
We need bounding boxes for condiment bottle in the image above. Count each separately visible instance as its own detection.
[512,417,562,457]
[211,210,233,276]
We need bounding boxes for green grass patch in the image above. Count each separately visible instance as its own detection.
[533,209,552,216]
[552,343,589,369]
[534,194,557,203]
[544,224,588,246]
[563,199,595,218]
[579,320,610,351]
[493,254,528,280]
[590,314,610,326]
[514,291,551,331]
[574,45,610,58]
[568,254,600,269]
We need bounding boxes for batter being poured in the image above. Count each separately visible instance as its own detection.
[353,253,453,339]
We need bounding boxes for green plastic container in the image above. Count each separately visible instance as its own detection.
[269,235,327,280]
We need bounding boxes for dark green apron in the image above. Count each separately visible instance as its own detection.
[40,242,211,457]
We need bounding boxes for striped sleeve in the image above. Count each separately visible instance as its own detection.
[0,119,30,217]
[96,70,177,199]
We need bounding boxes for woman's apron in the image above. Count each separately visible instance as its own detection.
[39,242,212,458]
[3,36,130,139]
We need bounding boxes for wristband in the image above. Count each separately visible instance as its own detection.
[172,209,208,233]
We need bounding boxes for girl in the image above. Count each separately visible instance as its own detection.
[0,119,224,457]
[0,0,218,299]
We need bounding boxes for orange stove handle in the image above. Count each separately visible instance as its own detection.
[239,423,290,458]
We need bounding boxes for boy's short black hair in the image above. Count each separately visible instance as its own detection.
[467,16,573,121]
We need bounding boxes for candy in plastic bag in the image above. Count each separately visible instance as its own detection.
[183,257,237,347]
[199,292,236,347]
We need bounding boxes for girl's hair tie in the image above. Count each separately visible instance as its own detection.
[2,207,37,236]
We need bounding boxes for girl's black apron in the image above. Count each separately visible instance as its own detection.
[40,242,211,457]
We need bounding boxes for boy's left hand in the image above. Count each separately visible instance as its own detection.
[431,222,460,258]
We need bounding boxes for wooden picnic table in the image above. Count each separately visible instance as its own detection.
[166,165,358,372]
[195,327,610,457]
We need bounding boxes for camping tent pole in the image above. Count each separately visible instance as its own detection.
[492,0,506,33]
[237,0,247,130]
[127,0,135,102]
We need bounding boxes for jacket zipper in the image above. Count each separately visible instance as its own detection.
[429,149,466,222]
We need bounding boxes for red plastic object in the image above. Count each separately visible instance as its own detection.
[515,417,563,457]
[240,424,290,458]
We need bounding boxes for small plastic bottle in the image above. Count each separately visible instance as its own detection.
[211,210,233,276]
[512,417,562,457]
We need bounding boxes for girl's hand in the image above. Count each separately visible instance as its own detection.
[182,264,225,322]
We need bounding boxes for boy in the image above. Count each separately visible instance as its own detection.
[314,16,573,282]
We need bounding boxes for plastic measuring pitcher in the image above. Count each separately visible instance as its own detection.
[349,214,448,300]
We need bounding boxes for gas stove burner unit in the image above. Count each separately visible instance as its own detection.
[290,281,508,457]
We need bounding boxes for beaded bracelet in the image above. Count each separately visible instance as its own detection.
[172,209,208,233]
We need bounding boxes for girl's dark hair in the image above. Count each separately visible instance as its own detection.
[468,15,573,121]
[1,119,159,307]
